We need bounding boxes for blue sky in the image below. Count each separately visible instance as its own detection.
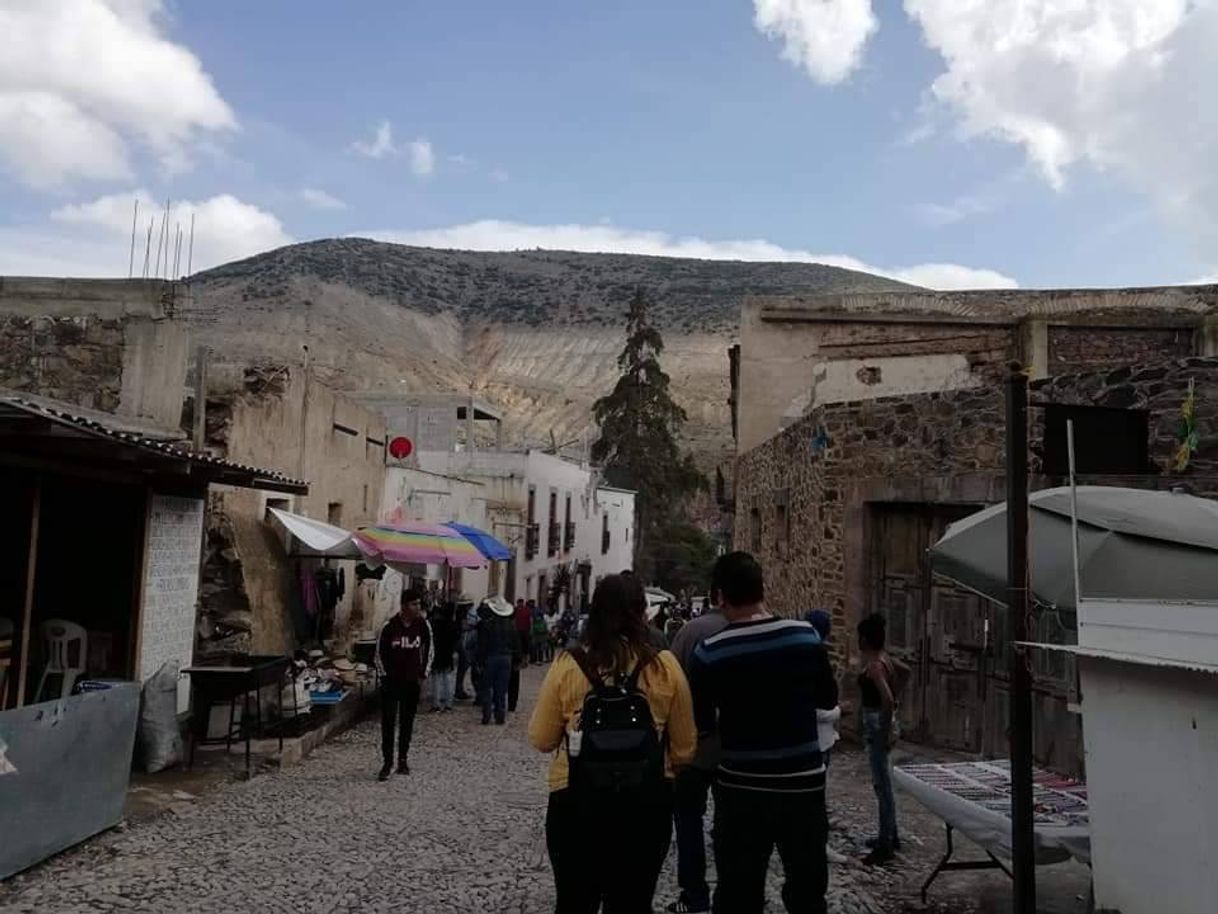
[1,0,1216,289]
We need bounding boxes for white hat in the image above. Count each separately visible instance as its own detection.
[484,595,514,617]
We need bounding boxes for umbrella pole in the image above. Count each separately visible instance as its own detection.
[1006,366,1036,913]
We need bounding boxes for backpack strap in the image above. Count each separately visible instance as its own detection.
[568,647,604,690]
[622,652,656,692]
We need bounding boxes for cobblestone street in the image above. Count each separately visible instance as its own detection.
[0,666,1089,913]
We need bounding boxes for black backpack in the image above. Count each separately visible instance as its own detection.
[566,649,665,795]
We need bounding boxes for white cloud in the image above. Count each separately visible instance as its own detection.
[489,168,510,183]
[34,189,293,275]
[300,187,347,211]
[362,219,1017,290]
[915,195,994,228]
[905,0,1218,252]
[350,119,396,159]
[408,139,435,177]
[753,0,878,85]
[350,120,436,177]
[0,0,235,188]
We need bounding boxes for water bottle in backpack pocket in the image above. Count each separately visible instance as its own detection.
[565,649,666,795]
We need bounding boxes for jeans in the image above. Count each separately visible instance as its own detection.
[380,680,420,765]
[429,668,455,709]
[530,631,544,664]
[481,654,511,724]
[547,785,673,913]
[862,709,899,847]
[712,785,828,914]
[673,766,713,908]
[455,640,471,697]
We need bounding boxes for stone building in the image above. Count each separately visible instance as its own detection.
[731,285,1218,774]
[734,285,1218,453]
[0,277,189,433]
[195,363,387,657]
[0,275,387,660]
[735,356,1218,774]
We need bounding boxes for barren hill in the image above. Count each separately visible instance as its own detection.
[185,238,916,463]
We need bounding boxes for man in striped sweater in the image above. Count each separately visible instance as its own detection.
[687,552,837,914]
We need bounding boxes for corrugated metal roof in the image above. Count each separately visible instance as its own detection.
[1017,641,1218,675]
[0,394,308,494]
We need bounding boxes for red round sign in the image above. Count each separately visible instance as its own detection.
[388,436,414,459]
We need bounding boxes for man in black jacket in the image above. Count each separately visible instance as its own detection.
[476,596,519,725]
[375,588,433,780]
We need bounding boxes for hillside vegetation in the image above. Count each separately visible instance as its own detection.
[188,239,916,463]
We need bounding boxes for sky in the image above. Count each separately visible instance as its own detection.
[2,0,1217,290]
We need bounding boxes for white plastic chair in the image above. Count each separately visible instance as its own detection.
[34,619,88,702]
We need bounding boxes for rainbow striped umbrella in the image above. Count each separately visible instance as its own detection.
[354,521,486,568]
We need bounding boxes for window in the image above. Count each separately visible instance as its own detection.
[547,489,560,557]
[775,503,789,556]
[750,507,761,553]
[327,502,343,526]
[601,512,611,555]
[526,486,539,559]
[563,494,575,551]
[1043,405,1150,476]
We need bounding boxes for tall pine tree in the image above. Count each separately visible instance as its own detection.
[592,288,703,575]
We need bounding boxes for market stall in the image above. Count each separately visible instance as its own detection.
[0,393,306,879]
[894,760,1089,903]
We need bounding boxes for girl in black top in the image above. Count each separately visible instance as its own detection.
[857,613,904,864]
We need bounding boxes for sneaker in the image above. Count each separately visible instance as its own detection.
[429,707,441,713]
[377,764,392,782]
[454,691,470,701]
[396,761,410,775]
[665,897,710,913]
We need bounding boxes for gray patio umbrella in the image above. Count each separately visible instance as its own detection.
[929,486,1218,612]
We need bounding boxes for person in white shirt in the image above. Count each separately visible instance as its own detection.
[805,609,848,867]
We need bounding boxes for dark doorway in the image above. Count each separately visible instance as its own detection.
[1042,405,1150,476]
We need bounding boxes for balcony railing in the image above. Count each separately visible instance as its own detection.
[547,522,561,557]
[525,523,540,560]
[564,521,576,551]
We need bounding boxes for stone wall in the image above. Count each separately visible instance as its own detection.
[735,385,1007,646]
[1031,356,1218,487]
[737,357,1218,642]
[1047,326,1195,376]
[0,278,189,429]
[734,356,1218,770]
[0,314,126,412]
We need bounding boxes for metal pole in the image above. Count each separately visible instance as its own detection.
[193,346,210,451]
[128,198,139,278]
[1005,364,1036,913]
[187,212,196,276]
[1067,419,1082,606]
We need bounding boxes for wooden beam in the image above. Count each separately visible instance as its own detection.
[128,488,153,681]
[14,479,41,708]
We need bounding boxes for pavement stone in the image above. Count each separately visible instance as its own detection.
[0,665,1088,913]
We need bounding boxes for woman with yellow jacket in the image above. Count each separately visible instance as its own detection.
[529,573,697,913]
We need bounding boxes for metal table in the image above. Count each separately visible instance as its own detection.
[184,655,291,776]
[894,760,1091,903]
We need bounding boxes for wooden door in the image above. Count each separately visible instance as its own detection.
[870,504,987,752]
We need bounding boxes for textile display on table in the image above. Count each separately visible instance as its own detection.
[894,760,1090,865]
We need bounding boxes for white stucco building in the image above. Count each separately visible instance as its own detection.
[362,394,636,611]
